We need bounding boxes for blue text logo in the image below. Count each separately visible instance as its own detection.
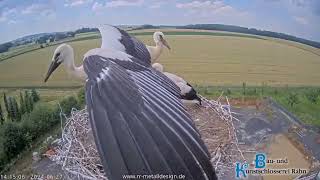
[235,162,248,178]
[255,153,266,169]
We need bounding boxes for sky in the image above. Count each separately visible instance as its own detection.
[0,0,319,43]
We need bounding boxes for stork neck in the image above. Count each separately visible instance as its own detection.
[156,41,164,48]
[63,50,86,80]
[63,49,76,71]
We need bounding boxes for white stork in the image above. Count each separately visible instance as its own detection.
[44,25,216,180]
[152,63,202,105]
[146,31,171,64]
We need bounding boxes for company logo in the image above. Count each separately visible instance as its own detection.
[255,153,266,169]
[236,153,266,178]
[235,162,248,178]
[235,153,307,179]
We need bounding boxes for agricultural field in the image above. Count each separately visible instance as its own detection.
[0,29,320,87]
[0,29,319,127]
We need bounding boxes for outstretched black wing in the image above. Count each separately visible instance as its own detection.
[83,51,217,180]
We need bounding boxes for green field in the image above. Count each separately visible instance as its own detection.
[0,30,320,87]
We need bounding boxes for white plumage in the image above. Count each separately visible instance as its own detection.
[146,31,171,64]
[152,63,202,104]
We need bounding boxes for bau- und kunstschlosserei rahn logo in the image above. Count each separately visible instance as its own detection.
[235,153,308,179]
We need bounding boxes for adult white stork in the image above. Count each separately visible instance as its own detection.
[152,63,202,105]
[44,25,216,180]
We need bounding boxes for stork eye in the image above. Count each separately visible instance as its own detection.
[54,52,61,60]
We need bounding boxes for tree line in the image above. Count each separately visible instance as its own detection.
[0,42,13,54]
[177,24,320,49]
[0,89,39,123]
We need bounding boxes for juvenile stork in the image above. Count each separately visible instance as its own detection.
[152,63,202,105]
[44,25,217,180]
[146,31,171,64]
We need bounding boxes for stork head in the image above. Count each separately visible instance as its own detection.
[153,31,171,50]
[152,63,164,72]
[44,43,73,82]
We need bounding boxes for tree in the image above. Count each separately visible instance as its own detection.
[287,93,299,107]
[0,104,4,125]
[261,82,267,96]
[24,91,30,113]
[19,92,26,115]
[24,90,34,113]
[7,97,20,121]
[3,93,9,117]
[0,42,13,53]
[242,82,246,96]
[13,98,21,121]
[29,94,34,112]
[31,89,40,103]
[7,97,14,120]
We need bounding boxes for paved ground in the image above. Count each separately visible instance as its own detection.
[32,158,64,179]
[232,99,320,180]
[233,104,291,146]
[267,99,320,162]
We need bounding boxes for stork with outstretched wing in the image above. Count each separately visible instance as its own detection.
[44,25,217,180]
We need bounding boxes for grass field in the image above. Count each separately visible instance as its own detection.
[0,30,320,87]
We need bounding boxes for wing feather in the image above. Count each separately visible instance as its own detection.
[84,54,217,180]
[99,25,151,66]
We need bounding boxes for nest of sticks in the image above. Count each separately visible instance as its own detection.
[47,94,246,179]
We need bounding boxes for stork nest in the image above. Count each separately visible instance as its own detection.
[47,94,246,179]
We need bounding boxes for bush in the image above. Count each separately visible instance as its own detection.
[31,89,40,103]
[247,88,258,96]
[287,92,299,107]
[273,88,279,95]
[226,88,232,96]
[0,122,27,159]
[59,96,80,116]
[0,133,7,171]
[0,148,7,172]
[0,94,79,172]
[305,90,319,104]
[21,103,59,140]
[77,88,86,107]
